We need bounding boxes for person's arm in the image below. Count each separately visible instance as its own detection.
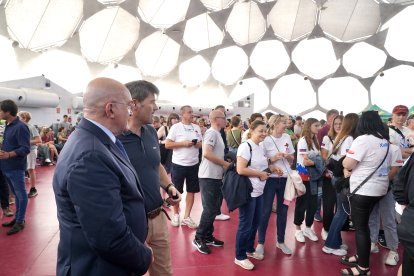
[389,166,399,181]
[67,152,152,274]
[203,144,229,169]
[302,154,315,166]
[31,135,42,145]
[321,148,329,161]
[165,139,193,149]
[237,156,269,181]
[159,164,181,205]
[157,126,165,141]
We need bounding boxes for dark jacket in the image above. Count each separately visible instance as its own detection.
[307,154,325,195]
[0,117,30,171]
[53,118,151,276]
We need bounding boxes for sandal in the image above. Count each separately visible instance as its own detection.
[341,266,370,275]
[340,255,358,267]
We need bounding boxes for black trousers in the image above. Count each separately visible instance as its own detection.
[294,181,318,227]
[349,194,382,268]
[322,176,337,231]
[0,170,10,209]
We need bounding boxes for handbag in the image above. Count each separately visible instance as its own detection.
[222,142,253,211]
[269,136,306,197]
[325,136,346,177]
[159,126,171,165]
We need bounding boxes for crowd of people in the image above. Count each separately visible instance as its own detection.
[0,78,413,276]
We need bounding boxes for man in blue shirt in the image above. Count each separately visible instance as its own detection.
[119,80,181,276]
[0,99,30,235]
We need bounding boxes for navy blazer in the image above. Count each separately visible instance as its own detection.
[53,118,151,276]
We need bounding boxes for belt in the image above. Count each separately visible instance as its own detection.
[147,207,170,220]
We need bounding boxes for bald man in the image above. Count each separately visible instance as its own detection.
[193,110,230,254]
[53,78,152,276]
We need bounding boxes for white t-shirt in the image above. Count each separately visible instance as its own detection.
[390,144,404,167]
[262,134,294,178]
[198,128,225,179]
[241,129,249,143]
[389,126,411,149]
[166,122,202,166]
[321,135,334,155]
[330,136,354,160]
[346,135,392,196]
[237,140,268,197]
[296,136,320,182]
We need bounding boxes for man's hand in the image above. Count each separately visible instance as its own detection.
[144,242,154,263]
[165,186,181,206]
[0,151,9,159]
[182,140,194,147]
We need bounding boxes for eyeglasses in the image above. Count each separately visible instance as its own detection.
[109,101,135,114]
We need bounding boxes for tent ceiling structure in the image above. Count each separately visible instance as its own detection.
[0,0,414,116]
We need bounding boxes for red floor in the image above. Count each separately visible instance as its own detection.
[0,166,401,276]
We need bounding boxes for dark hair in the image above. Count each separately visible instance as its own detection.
[265,112,274,120]
[296,116,302,121]
[302,118,320,151]
[167,113,179,127]
[214,105,225,110]
[63,114,68,118]
[231,116,241,127]
[357,111,389,140]
[247,120,266,139]
[125,80,159,102]
[0,100,18,116]
[249,113,263,123]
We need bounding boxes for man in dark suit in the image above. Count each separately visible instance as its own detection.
[53,77,152,276]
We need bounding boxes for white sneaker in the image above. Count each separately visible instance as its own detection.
[234,258,254,270]
[303,228,319,241]
[45,158,52,163]
[246,251,264,260]
[321,229,328,241]
[370,242,379,253]
[171,214,180,227]
[322,246,347,256]
[385,250,399,266]
[295,230,305,243]
[255,244,264,256]
[181,216,198,229]
[215,213,230,221]
[277,243,293,255]
[340,244,348,251]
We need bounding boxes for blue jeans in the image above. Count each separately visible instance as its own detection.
[258,178,288,244]
[196,178,222,240]
[324,178,349,249]
[4,170,27,223]
[235,195,263,260]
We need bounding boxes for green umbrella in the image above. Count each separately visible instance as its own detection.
[409,105,414,115]
[360,104,391,122]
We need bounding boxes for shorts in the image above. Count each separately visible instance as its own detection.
[27,149,37,170]
[171,163,200,193]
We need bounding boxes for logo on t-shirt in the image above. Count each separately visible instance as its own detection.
[299,149,306,153]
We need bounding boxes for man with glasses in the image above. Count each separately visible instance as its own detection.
[118,80,181,276]
[53,78,152,275]
[192,110,229,254]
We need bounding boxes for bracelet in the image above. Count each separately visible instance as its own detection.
[164,183,175,193]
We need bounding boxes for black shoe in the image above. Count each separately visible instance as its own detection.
[378,230,388,248]
[204,236,224,247]
[2,219,16,227]
[7,222,25,235]
[28,187,38,198]
[192,239,211,254]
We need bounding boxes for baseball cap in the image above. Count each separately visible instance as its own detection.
[392,105,408,114]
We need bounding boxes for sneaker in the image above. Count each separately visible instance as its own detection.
[322,246,347,256]
[171,214,180,227]
[378,231,388,248]
[204,236,224,247]
[28,187,38,198]
[45,158,52,163]
[340,244,349,251]
[321,229,328,241]
[371,242,379,253]
[303,228,318,241]
[2,219,16,227]
[215,213,230,221]
[234,258,254,270]
[314,213,322,222]
[192,239,210,254]
[277,243,293,255]
[7,222,25,235]
[2,207,14,217]
[385,250,399,266]
[295,230,305,243]
[182,216,198,229]
[255,244,264,256]
[246,251,264,260]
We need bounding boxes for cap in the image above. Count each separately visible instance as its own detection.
[392,105,409,114]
